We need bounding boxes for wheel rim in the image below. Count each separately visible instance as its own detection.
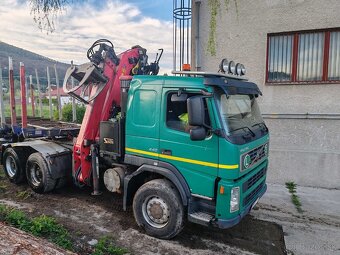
[142,196,170,229]
[5,156,17,178]
[29,162,42,187]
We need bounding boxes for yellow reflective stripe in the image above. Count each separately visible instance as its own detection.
[159,153,218,168]
[125,148,239,170]
[126,148,159,157]
[219,164,239,169]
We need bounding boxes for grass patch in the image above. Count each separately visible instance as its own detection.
[0,169,5,178]
[0,205,72,250]
[0,184,7,192]
[0,205,128,254]
[92,236,128,255]
[16,190,31,200]
[285,181,303,213]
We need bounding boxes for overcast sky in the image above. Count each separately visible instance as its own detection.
[0,0,173,74]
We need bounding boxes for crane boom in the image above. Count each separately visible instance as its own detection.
[63,40,159,185]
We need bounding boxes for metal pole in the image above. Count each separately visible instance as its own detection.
[195,0,201,70]
[25,75,29,102]
[8,57,16,126]
[20,63,27,128]
[0,65,5,127]
[47,66,52,120]
[0,66,5,127]
[29,75,35,117]
[54,64,62,120]
[91,144,102,196]
[35,69,42,118]
[71,77,76,122]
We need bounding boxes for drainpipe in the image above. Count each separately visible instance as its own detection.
[195,0,201,71]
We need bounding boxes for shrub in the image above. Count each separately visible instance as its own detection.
[92,236,127,255]
[0,206,73,250]
[54,103,86,124]
[41,97,58,105]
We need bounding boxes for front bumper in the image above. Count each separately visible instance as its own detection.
[214,183,267,229]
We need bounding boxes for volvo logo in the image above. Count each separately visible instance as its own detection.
[244,154,251,169]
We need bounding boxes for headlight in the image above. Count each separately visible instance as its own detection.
[240,64,246,75]
[219,58,229,73]
[228,61,236,74]
[235,63,242,75]
[230,187,240,213]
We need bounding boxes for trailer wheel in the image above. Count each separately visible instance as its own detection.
[133,179,185,239]
[26,153,56,194]
[2,148,25,184]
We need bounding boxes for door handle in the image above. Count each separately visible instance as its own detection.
[161,149,172,156]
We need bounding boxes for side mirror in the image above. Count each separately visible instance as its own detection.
[187,96,205,126]
[190,127,206,141]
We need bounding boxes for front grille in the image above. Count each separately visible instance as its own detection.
[241,143,268,171]
[242,166,267,193]
[243,181,265,207]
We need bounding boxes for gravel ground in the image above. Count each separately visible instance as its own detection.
[0,168,286,255]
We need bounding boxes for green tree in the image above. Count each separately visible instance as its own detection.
[29,0,78,33]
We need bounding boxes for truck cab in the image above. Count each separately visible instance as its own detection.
[121,71,269,237]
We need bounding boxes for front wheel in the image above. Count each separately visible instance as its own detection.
[133,179,185,239]
[26,153,56,194]
[2,148,25,184]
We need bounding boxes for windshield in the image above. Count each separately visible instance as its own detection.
[215,89,264,135]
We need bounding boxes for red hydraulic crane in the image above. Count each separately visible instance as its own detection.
[63,39,162,191]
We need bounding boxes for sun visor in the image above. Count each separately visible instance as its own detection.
[204,77,262,96]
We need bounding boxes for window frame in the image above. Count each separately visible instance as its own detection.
[266,27,340,85]
[165,91,211,134]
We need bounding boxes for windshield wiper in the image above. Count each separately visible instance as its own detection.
[229,126,255,137]
[252,122,268,132]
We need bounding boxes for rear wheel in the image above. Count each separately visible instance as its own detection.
[26,153,56,193]
[133,179,185,239]
[2,148,25,184]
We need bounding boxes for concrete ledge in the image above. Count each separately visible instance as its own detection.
[253,183,340,255]
[267,149,340,189]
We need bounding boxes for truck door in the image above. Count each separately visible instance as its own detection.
[125,84,162,160]
[159,89,219,198]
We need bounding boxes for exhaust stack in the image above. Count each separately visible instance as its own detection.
[119,75,132,118]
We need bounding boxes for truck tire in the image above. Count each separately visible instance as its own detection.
[26,153,56,194]
[133,179,185,239]
[2,148,25,184]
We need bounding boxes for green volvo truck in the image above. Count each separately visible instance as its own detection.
[1,42,269,239]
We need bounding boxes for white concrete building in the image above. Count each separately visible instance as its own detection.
[191,0,340,189]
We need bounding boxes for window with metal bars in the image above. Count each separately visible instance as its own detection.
[266,28,340,84]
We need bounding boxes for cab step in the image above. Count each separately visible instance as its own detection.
[188,212,214,226]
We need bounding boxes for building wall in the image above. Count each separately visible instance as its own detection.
[192,0,340,188]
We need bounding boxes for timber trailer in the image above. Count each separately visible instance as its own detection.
[0,39,269,239]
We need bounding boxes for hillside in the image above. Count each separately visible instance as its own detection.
[0,41,70,89]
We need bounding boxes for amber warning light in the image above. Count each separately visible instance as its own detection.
[182,64,191,71]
